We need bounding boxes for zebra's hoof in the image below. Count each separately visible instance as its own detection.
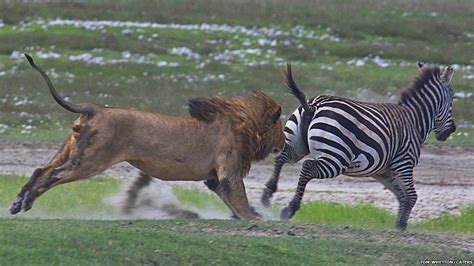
[261,192,272,208]
[280,207,294,221]
[396,223,408,231]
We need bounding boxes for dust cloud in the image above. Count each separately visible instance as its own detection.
[0,181,236,220]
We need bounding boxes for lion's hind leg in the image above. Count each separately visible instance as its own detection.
[122,170,200,219]
[122,171,153,214]
[24,117,98,189]
[10,123,121,214]
[33,127,113,189]
[10,134,76,214]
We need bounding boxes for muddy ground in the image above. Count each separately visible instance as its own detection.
[0,141,473,221]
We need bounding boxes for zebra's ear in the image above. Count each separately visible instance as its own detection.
[441,66,455,84]
[417,62,425,72]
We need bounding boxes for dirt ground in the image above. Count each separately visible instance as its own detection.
[0,141,473,221]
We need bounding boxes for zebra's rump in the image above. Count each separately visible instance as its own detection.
[306,95,395,176]
[284,106,311,157]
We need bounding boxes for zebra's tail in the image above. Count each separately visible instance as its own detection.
[24,54,97,116]
[284,63,315,113]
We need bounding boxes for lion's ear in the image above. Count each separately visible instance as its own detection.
[188,97,218,122]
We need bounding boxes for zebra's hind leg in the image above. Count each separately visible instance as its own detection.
[281,158,342,220]
[261,144,297,207]
[375,172,417,231]
[122,171,153,214]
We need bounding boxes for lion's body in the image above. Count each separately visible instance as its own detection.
[10,55,285,220]
[77,108,217,181]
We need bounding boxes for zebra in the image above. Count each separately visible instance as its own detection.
[261,63,456,230]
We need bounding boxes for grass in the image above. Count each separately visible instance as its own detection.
[179,188,474,233]
[425,127,474,146]
[295,201,474,233]
[0,175,121,216]
[0,0,473,144]
[148,187,474,233]
[0,219,472,265]
[1,175,472,233]
[415,205,474,233]
[0,175,472,264]
[0,127,70,143]
[173,186,228,212]
[294,201,396,228]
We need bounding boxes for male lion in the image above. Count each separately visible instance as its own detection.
[9,54,285,220]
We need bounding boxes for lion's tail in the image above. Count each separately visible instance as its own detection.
[284,63,315,113]
[24,54,96,116]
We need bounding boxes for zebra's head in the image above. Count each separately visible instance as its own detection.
[431,65,456,141]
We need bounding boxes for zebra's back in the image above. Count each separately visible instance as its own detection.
[306,95,411,177]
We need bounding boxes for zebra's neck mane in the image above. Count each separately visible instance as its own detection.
[398,66,441,105]
[398,66,442,142]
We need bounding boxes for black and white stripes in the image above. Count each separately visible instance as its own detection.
[261,63,456,230]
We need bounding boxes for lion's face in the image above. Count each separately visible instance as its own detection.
[251,92,286,160]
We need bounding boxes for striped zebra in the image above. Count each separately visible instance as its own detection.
[261,63,456,230]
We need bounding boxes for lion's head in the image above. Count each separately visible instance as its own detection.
[188,90,285,173]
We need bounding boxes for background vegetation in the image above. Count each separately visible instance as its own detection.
[0,0,473,144]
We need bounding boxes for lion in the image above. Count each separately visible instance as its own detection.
[9,54,285,220]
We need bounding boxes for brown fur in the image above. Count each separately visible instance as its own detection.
[189,91,283,176]
[10,55,285,220]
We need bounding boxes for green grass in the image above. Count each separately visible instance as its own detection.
[294,201,474,233]
[173,186,228,211]
[175,185,474,233]
[2,175,473,232]
[415,205,474,233]
[0,175,121,216]
[425,127,474,146]
[0,176,472,264]
[0,219,471,265]
[0,0,473,144]
[0,126,70,143]
[173,187,474,233]
[294,201,396,228]
[0,176,474,232]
